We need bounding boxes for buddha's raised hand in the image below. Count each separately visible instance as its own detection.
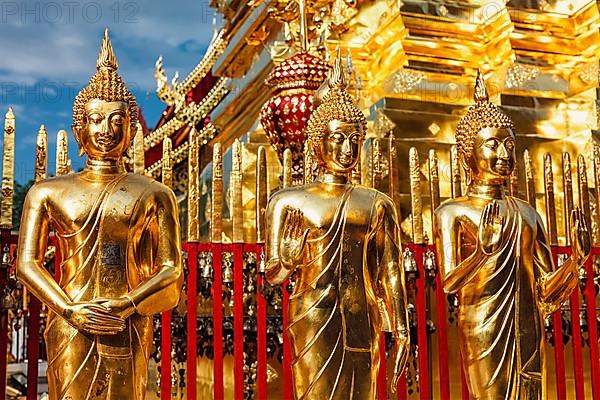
[478,200,504,255]
[278,208,310,269]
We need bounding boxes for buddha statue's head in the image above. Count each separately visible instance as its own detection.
[305,51,367,176]
[72,29,138,161]
[456,70,516,184]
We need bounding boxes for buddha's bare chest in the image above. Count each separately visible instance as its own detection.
[48,184,142,236]
[302,201,368,232]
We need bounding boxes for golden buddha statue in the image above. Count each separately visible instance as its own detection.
[265,52,410,399]
[433,71,591,400]
[16,29,183,400]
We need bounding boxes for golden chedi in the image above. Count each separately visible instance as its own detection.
[260,51,329,183]
[16,29,183,400]
[433,71,591,399]
[265,51,410,399]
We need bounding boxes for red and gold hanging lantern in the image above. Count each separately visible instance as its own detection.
[260,51,329,182]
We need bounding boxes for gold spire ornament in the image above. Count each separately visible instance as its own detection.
[450,144,462,198]
[544,153,559,245]
[524,149,536,208]
[187,126,200,242]
[133,122,145,175]
[231,139,243,243]
[256,146,268,244]
[162,136,172,187]
[35,125,47,182]
[55,130,69,176]
[211,143,223,243]
[282,148,293,189]
[433,71,590,400]
[265,50,409,399]
[0,108,15,229]
[35,127,48,183]
[371,138,382,189]
[16,29,182,400]
[409,147,424,244]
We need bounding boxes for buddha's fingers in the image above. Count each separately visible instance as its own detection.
[88,312,126,325]
[293,210,304,238]
[282,208,293,240]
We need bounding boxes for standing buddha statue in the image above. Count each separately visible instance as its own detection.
[16,29,183,400]
[265,52,410,399]
[433,70,591,399]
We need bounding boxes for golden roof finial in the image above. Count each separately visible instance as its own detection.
[298,0,308,52]
[329,47,346,90]
[474,69,489,103]
[97,28,118,71]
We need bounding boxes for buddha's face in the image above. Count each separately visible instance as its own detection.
[75,99,131,159]
[469,126,515,181]
[319,120,363,174]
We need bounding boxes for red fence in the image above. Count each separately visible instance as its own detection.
[1,234,599,399]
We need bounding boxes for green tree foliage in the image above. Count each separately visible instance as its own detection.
[12,179,34,230]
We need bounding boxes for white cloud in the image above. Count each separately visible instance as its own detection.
[0,0,218,90]
[1,0,220,180]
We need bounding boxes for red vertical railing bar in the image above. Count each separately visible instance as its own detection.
[459,290,469,400]
[413,244,430,400]
[26,297,40,400]
[551,248,567,400]
[256,245,268,400]
[396,358,407,399]
[186,242,198,400]
[434,257,450,400]
[377,335,387,400]
[562,247,585,400]
[570,290,585,399]
[585,249,600,399]
[0,230,9,400]
[233,244,244,400]
[160,310,171,400]
[0,307,6,400]
[212,242,224,400]
[282,279,293,400]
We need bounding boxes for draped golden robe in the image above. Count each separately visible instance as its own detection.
[267,184,409,400]
[19,172,182,400]
[438,197,577,400]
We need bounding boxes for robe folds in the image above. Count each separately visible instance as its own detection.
[46,175,156,400]
[458,197,570,400]
[287,186,403,400]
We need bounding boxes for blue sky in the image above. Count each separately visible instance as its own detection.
[0,0,217,182]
